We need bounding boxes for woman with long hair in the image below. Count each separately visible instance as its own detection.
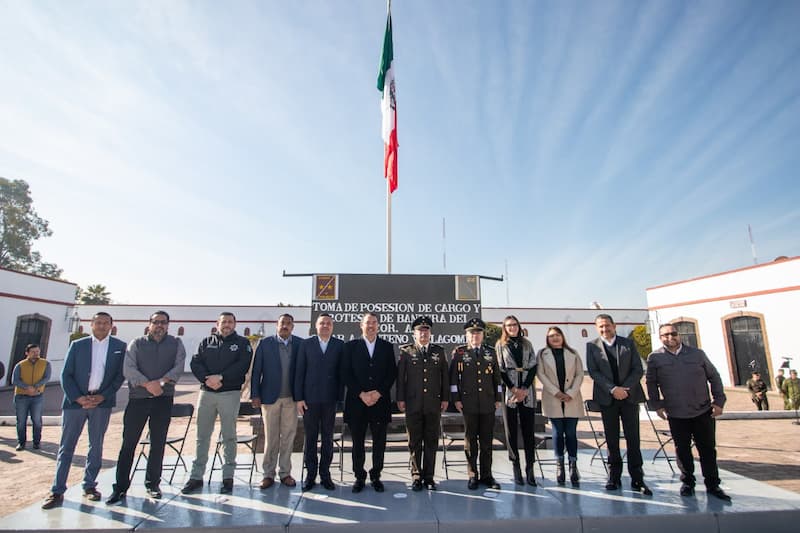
[495,315,537,485]
[536,326,584,486]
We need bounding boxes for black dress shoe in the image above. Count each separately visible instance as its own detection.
[15,443,25,451]
[106,490,126,505]
[220,478,233,494]
[605,478,621,490]
[424,479,437,491]
[482,477,501,489]
[467,477,479,490]
[146,486,162,499]
[352,479,365,493]
[631,480,653,496]
[42,493,64,510]
[707,486,732,502]
[679,483,695,497]
[411,479,424,491]
[321,478,336,490]
[302,479,316,492]
[33,442,40,450]
[182,478,204,494]
[371,479,385,492]
[83,487,102,501]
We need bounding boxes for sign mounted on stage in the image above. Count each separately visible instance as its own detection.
[310,274,481,356]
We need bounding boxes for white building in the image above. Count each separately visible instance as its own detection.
[0,267,78,385]
[646,256,799,387]
[77,304,648,372]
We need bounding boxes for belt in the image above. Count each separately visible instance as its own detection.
[88,390,100,395]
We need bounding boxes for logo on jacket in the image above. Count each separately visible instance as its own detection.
[230,345,239,351]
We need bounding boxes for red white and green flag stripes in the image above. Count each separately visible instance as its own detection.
[377,9,398,193]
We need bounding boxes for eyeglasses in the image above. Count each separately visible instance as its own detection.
[660,332,678,337]
[150,319,168,325]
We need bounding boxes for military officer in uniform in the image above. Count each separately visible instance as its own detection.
[397,316,449,491]
[450,318,502,490]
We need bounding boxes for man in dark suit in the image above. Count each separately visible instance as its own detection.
[251,313,302,489]
[397,316,448,491]
[341,312,397,493]
[42,312,127,509]
[295,313,344,491]
[586,313,651,495]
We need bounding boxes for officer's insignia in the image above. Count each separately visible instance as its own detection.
[463,353,472,363]
[431,355,440,363]
[230,345,239,351]
[483,355,493,362]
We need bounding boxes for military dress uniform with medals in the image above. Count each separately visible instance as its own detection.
[449,318,502,489]
[397,317,449,490]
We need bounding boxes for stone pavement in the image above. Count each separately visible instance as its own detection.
[0,377,797,518]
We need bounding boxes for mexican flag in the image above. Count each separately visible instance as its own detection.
[377,10,398,193]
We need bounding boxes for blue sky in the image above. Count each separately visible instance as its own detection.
[1,0,798,308]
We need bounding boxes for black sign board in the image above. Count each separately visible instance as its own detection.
[310,274,481,356]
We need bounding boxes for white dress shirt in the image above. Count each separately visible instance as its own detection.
[89,335,109,391]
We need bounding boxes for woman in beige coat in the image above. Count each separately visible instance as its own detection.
[537,326,584,486]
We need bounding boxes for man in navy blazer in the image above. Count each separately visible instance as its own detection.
[341,312,397,493]
[42,312,126,509]
[294,313,344,491]
[251,313,302,488]
[586,314,651,495]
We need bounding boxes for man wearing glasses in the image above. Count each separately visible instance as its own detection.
[107,310,186,504]
[645,324,731,502]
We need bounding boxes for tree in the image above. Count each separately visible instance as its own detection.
[0,177,62,278]
[629,325,652,361]
[484,322,502,348]
[79,284,112,305]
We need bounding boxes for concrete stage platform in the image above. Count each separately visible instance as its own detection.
[1,449,798,533]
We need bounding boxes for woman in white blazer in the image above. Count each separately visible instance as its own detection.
[536,326,584,486]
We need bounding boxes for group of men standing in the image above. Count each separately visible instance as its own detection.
[31,306,740,508]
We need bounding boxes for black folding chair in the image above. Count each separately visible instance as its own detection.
[132,403,194,484]
[644,403,679,474]
[583,400,610,474]
[208,402,258,485]
[533,414,555,479]
[440,416,468,479]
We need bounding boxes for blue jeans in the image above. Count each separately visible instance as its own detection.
[14,394,43,445]
[51,407,112,495]
[550,417,579,460]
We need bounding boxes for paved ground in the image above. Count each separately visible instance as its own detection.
[1,377,797,517]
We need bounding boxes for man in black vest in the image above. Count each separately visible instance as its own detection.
[397,316,449,491]
[586,314,651,495]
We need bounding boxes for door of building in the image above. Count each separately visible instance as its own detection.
[7,316,48,386]
[725,315,769,387]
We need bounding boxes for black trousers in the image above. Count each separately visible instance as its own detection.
[505,403,535,466]
[463,411,494,480]
[600,400,644,482]
[114,396,173,491]
[349,418,387,481]
[668,410,720,488]
[303,402,337,481]
[406,410,441,481]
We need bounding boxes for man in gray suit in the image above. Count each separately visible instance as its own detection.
[586,314,651,495]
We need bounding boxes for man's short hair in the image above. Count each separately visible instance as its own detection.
[278,313,294,323]
[25,343,39,354]
[318,313,332,320]
[93,311,113,323]
[219,311,236,321]
[361,312,379,323]
[595,313,615,324]
[151,310,170,322]
[658,323,677,333]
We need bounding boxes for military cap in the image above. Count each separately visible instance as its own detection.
[411,316,433,330]
[464,317,486,331]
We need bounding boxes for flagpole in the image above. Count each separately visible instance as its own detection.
[386,0,392,274]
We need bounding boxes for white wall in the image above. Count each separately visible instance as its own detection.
[646,257,800,385]
[0,268,77,381]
